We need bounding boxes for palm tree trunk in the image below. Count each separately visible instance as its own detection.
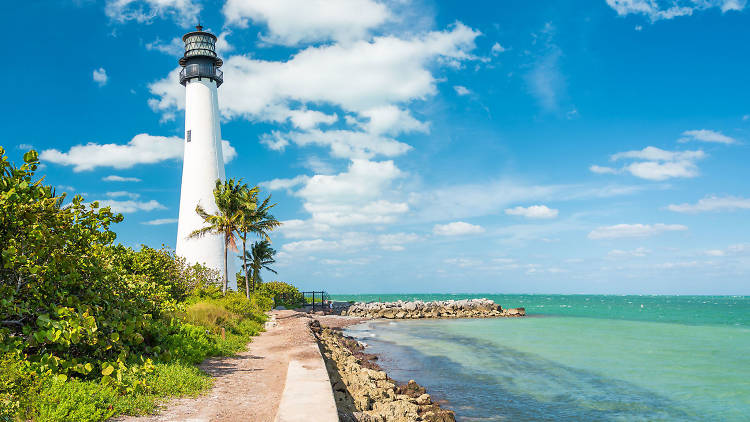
[243,234,250,299]
[223,235,228,295]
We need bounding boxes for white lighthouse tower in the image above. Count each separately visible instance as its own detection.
[175,25,226,277]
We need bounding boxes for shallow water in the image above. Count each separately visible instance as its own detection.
[338,295,750,421]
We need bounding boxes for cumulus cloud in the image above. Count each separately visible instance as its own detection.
[505,205,559,219]
[93,68,108,86]
[588,223,688,239]
[378,232,420,251]
[605,0,745,22]
[678,129,738,144]
[591,146,706,181]
[262,175,310,192]
[102,175,142,182]
[281,238,339,253]
[287,159,408,226]
[40,134,236,172]
[667,195,750,213]
[95,198,166,213]
[149,23,480,159]
[223,0,390,45]
[105,0,200,25]
[141,218,178,225]
[433,221,485,236]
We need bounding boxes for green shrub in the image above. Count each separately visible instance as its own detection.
[0,148,266,421]
[259,281,304,308]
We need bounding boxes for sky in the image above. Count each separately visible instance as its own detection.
[4,0,750,294]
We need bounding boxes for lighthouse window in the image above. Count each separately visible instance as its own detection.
[186,130,191,143]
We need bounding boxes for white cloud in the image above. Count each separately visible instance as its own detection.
[95,199,166,213]
[588,223,688,239]
[610,146,705,162]
[605,0,745,22]
[667,195,750,213]
[106,191,140,199]
[624,160,700,180]
[222,0,390,45]
[142,218,178,225]
[526,23,565,112]
[93,68,108,87]
[705,249,725,256]
[149,23,480,158]
[40,134,236,172]
[262,129,412,159]
[490,42,506,55]
[593,146,706,181]
[17,143,34,150]
[293,159,408,226]
[444,257,483,267]
[221,140,238,163]
[679,129,738,144]
[505,205,559,219]
[608,247,651,257]
[281,238,339,253]
[433,221,485,236]
[590,164,619,174]
[454,85,471,96]
[378,232,420,251]
[102,175,142,182]
[105,0,200,25]
[145,37,183,56]
[288,109,338,130]
[262,175,310,192]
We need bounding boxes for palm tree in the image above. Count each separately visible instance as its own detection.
[188,179,244,294]
[238,191,281,298]
[242,240,277,294]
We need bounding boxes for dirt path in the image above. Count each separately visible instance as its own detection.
[119,310,347,422]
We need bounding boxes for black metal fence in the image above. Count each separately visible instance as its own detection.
[301,291,329,312]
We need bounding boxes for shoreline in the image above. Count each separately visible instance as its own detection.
[310,317,456,422]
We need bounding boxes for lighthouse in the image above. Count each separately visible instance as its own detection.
[175,25,226,276]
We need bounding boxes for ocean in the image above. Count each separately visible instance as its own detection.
[331,294,750,421]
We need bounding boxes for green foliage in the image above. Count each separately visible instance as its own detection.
[20,362,212,422]
[0,148,269,420]
[259,281,305,308]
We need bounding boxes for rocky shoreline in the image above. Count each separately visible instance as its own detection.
[340,298,525,319]
[311,320,455,422]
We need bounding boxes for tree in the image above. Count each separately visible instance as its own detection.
[242,241,277,294]
[238,190,281,299]
[188,179,244,294]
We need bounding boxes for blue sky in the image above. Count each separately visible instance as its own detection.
[4,0,750,294]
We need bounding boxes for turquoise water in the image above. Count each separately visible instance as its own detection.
[335,295,750,421]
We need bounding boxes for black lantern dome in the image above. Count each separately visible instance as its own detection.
[179,25,223,87]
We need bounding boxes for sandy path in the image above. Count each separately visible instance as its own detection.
[120,310,330,422]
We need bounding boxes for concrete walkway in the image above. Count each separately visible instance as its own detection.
[274,343,338,421]
[118,311,338,422]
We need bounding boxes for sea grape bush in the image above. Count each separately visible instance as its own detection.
[0,148,274,420]
[260,281,304,308]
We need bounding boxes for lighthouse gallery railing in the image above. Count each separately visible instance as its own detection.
[179,64,223,87]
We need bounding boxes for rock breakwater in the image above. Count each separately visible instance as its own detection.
[311,320,455,422]
[340,298,525,319]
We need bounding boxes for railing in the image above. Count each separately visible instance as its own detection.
[301,291,329,312]
[179,63,223,87]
